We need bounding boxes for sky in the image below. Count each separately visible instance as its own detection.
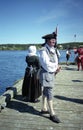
[0,0,83,44]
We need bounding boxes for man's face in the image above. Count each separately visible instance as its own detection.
[48,38,56,47]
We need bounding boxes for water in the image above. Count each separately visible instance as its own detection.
[0,50,75,95]
[0,50,27,95]
[59,49,76,63]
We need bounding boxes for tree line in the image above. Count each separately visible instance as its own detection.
[0,42,83,50]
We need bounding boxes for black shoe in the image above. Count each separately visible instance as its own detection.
[30,99,40,103]
[50,115,61,123]
[40,110,49,114]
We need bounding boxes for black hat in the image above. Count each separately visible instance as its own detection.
[42,32,56,40]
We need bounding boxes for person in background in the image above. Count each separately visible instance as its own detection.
[66,48,71,65]
[74,45,83,71]
[22,45,41,102]
[39,32,61,123]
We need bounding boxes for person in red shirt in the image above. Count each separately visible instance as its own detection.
[74,46,83,71]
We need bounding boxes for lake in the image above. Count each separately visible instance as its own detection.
[0,50,76,95]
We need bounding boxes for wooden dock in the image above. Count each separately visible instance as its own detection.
[0,65,83,130]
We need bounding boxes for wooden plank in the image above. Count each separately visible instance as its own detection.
[0,65,83,130]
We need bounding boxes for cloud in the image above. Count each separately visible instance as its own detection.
[36,14,56,23]
[36,8,67,24]
[35,0,80,24]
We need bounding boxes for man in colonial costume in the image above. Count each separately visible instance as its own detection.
[39,32,61,123]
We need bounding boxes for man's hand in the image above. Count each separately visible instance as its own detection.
[55,66,61,75]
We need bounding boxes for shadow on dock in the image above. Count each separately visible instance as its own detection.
[7,94,39,114]
[7,94,50,120]
[54,95,83,104]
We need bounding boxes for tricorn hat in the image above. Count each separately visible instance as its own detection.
[42,32,56,40]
